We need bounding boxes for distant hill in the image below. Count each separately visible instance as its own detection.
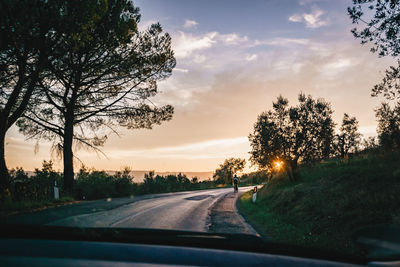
[24,170,214,182]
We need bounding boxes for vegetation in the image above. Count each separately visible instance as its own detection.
[375,103,400,150]
[235,3,400,259]
[0,0,175,198]
[239,170,269,186]
[334,113,362,158]
[0,0,61,199]
[348,0,400,58]
[238,151,400,257]
[213,158,246,185]
[249,94,335,181]
[1,197,75,217]
[6,161,221,206]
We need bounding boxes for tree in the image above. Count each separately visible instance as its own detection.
[375,102,400,150]
[213,158,246,185]
[348,0,400,58]
[362,136,380,152]
[349,0,400,101]
[249,94,334,180]
[335,113,362,158]
[17,0,175,194]
[0,0,62,198]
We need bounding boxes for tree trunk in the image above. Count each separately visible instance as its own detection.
[287,159,298,181]
[63,119,74,195]
[0,125,10,200]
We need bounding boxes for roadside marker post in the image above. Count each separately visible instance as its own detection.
[252,186,257,203]
[54,181,59,200]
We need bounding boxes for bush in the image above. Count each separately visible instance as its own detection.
[240,170,269,185]
[74,166,138,200]
[9,161,63,201]
[7,163,221,202]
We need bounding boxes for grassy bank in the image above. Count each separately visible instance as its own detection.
[0,197,76,217]
[238,151,400,257]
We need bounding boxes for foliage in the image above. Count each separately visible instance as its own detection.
[9,161,63,201]
[348,0,400,57]
[334,113,362,158]
[74,166,137,200]
[361,136,380,153]
[348,1,400,141]
[16,0,176,193]
[239,151,400,258]
[249,93,335,180]
[372,63,400,100]
[239,170,269,185]
[375,102,400,149]
[0,0,62,198]
[5,161,221,203]
[213,158,246,184]
[139,171,214,194]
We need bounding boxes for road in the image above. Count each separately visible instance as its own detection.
[4,187,258,235]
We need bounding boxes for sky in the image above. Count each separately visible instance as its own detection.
[4,0,397,173]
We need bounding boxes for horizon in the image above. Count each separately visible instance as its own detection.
[5,0,394,173]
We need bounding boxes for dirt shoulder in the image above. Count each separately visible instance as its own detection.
[208,191,259,236]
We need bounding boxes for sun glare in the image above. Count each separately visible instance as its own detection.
[273,160,283,170]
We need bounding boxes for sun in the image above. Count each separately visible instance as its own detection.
[273,160,284,170]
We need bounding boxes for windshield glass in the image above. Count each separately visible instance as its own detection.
[1,0,400,262]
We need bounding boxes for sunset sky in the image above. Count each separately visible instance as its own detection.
[5,0,396,173]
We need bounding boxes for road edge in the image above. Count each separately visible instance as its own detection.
[207,190,259,236]
[235,190,269,241]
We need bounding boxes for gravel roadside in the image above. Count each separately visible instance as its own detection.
[208,191,259,236]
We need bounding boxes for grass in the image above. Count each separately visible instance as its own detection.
[238,151,400,258]
[0,196,76,217]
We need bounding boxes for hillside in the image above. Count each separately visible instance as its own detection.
[238,151,400,257]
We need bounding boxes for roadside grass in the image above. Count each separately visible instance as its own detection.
[0,196,76,217]
[238,151,400,258]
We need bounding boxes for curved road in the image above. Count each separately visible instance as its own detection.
[43,186,257,234]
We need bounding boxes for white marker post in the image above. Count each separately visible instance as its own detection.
[252,186,257,203]
[54,181,59,200]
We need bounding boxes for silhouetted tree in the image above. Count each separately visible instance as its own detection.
[249,94,334,180]
[0,0,62,199]
[17,0,175,194]
[375,102,400,150]
[213,158,246,184]
[362,136,380,152]
[349,1,400,101]
[348,0,400,58]
[335,113,362,158]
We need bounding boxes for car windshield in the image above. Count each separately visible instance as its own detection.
[1,0,400,263]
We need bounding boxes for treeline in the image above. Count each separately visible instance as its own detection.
[8,161,218,201]
[248,92,398,181]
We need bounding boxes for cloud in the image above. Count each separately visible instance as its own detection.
[88,137,249,161]
[253,37,309,47]
[183,19,198,29]
[219,33,248,45]
[173,31,217,58]
[289,7,329,28]
[172,31,249,60]
[193,54,206,63]
[174,68,189,73]
[246,54,257,61]
[289,14,302,22]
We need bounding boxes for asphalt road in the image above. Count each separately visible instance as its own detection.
[4,187,258,235]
